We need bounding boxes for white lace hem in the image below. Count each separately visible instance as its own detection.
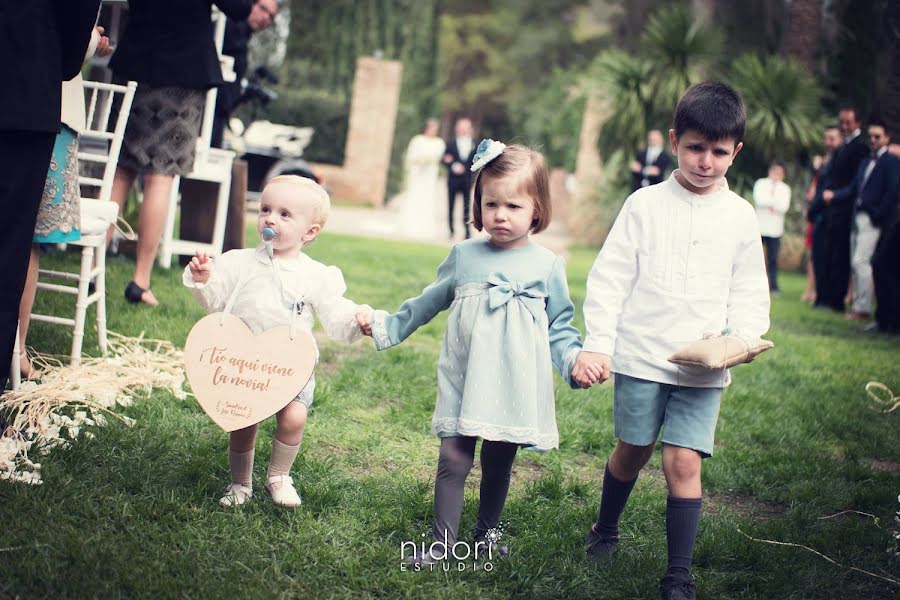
[431,417,559,450]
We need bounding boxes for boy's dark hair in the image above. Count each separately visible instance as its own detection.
[825,124,841,131]
[673,81,746,143]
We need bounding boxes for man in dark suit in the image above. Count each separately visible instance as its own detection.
[808,126,843,306]
[211,0,280,148]
[0,0,101,391]
[443,118,475,239]
[824,122,900,320]
[630,129,671,192]
[868,141,900,335]
[815,107,870,311]
[869,168,900,334]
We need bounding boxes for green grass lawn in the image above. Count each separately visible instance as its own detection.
[2,233,898,599]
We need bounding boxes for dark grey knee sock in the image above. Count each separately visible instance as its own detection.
[594,463,638,537]
[432,437,476,550]
[666,496,702,578]
[472,440,519,540]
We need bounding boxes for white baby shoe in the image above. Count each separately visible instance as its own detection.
[219,483,252,507]
[265,474,302,508]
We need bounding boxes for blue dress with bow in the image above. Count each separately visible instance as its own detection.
[371,238,584,450]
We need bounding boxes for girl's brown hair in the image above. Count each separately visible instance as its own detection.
[470,144,551,234]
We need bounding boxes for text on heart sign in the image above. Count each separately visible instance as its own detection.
[200,345,297,392]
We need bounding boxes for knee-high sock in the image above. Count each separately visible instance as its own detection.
[229,448,254,487]
[666,496,703,578]
[473,440,518,539]
[267,438,300,479]
[432,436,476,550]
[594,463,638,537]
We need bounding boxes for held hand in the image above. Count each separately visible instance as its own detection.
[805,187,816,202]
[630,160,642,174]
[188,250,212,284]
[823,190,834,204]
[94,27,113,57]
[355,307,374,337]
[572,351,612,388]
[645,165,661,177]
[451,162,465,175]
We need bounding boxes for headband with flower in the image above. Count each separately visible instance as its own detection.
[470,139,507,172]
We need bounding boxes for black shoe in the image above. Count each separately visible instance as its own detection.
[473,534,509,560]
[124,281,160,306]
[404,547,443,567]
[585,523,619,560]
[659,573,696,600]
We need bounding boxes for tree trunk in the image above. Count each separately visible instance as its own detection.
[784,0,823,74]
[877,0,900,136]
[691,0,715,26]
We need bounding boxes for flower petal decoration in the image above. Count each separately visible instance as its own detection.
[470,139,507,172]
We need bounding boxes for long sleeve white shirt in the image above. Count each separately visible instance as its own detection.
[583,172,770,387]
[183,244,364,343]
[752,177,791,237]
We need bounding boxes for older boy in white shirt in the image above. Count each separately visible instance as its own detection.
[753,161,791,292]
[573,82,770,600]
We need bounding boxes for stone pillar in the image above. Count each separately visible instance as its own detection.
[569,93,612,245]
[549,168,572,224]
[312,57,403,206]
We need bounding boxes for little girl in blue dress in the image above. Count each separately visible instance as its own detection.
[358,141,601,563]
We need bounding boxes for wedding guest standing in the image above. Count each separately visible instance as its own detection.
[0,0,101,391]
[443,118,476,239]
[107,0,255,307]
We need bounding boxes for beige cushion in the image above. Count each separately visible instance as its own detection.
[79,198,118,235]
[668,335,774,370]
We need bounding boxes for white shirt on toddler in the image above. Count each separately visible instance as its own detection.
[183,244,364,343]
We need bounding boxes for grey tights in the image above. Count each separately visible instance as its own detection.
[432,436,519,545]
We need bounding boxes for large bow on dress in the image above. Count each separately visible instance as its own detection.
[486,275,546,320]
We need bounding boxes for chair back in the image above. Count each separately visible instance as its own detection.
[78,80,137,203]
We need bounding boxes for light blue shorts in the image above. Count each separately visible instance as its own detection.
[613,373,723,457]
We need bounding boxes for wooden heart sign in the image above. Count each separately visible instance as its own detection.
[184,313,317,432]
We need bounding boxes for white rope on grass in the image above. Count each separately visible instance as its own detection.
[865,382,900,413]
[736,527,900,587]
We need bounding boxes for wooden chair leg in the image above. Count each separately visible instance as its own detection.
[70,246,93,365]
[95,241,108,356]
[10,323,21,390]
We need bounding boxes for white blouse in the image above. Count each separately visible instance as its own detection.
[583,173,770,387]
[183,244,364,345]
[752,177,791,237]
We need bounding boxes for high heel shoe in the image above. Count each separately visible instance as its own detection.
[124,281,159,306]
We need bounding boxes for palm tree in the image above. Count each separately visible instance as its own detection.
[784,0,823,74]
[588,50,654,156]
[641,3,722,112]
[728,53,824,160]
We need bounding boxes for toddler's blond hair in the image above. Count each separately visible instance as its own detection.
[265,175,330,226]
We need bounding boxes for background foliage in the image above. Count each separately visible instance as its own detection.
[243,1,895,226]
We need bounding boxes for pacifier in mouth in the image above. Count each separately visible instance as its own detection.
[262,227,278,258]
[262,227,278,242]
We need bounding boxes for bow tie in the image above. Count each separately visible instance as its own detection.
[486,275,546,320]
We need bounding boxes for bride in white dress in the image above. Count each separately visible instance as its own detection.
[397,118,445,239]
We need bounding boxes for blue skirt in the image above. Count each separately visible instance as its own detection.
[34,125,81,244]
